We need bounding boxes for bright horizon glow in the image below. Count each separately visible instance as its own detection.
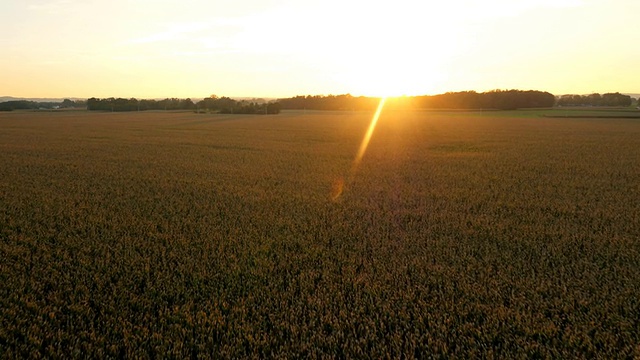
[2,0,640,99]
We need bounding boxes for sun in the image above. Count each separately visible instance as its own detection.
[338,64,450,98]
[332,33,453,98]
[318,1,468,98]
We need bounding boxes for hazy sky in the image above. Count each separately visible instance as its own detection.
[2,0,639,98]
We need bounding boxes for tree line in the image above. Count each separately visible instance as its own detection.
[0,99,86,111]
[86,96,281,114]
[277,94,381,111]
[1,91,636,113]
[413,90,556,110]
[87,98,195,111]
[556,92,632,107]
[276,90,557,111]
[196,96,281,114]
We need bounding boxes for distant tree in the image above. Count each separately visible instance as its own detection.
[601,92,632,107]
[87,98,101,111]
[183,98,195,110]
[558,95,574,106]
[266,102,281,114]
[61,99,75,108]
[586,93,602,106]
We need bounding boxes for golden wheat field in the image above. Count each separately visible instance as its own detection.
[1,109,639,357]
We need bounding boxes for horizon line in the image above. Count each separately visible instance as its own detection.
[3,90,640,102]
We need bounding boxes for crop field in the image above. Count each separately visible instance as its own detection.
[1,109,639,357]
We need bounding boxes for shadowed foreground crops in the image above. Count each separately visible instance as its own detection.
[1,110,639,357]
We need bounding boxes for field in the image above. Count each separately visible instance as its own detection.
[1,109,639,357]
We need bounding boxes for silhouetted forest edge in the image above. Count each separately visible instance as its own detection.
[1,90,637,112]
[278,91,635,111]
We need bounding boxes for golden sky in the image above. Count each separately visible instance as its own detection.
[2,0,639,99]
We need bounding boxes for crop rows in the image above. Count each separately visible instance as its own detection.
[1,110,639,357]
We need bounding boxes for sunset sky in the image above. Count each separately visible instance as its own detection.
[2,0,639,99]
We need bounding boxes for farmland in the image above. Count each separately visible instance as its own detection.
[1,109,639,357]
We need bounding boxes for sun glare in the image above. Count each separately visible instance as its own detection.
[354,97,386,169]
[336,55,451,98]
[332,97,387,201]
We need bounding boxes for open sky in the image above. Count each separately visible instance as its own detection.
[2,0,639,99]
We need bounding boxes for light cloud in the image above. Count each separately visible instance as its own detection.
[27,0,80,14]
[444,0,586,19]
[126,22,211,45]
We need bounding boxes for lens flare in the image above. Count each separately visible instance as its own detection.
[330,177,344,201]
[332,97,387,201]
[353,97,386,172]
